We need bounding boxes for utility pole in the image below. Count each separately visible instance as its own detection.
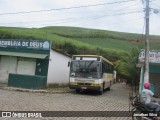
[144,0,150,83]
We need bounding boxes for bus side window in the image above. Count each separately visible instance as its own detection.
[107,64,112,73]
[109,65,112,73]
[104,63,107,71]
[105,63,108,73]
[111,66,113,73]
[102,63,105,73]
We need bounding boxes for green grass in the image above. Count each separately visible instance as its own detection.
[74,38,137,51]
[0,26,160,61]
[42,26,144,40]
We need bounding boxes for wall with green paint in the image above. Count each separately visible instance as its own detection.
[35,59,49,76]
[139,64,160,96]
[149,64,160,96]
[150,64,160,73]
[8,74,47,89]
[0,39,51,89]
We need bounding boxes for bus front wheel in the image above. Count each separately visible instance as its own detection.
[99,83,104,95]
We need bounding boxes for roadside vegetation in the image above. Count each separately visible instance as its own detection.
[114,47,140,84]
[0,26,160,82]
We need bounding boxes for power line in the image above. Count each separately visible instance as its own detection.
[78,16,144,31]
[0,8,142,23]
[0,10,143,27]
[0,0,136,16]
[114,3,139,11]
[150,2,160,8]
[93,3,139,12]
[150,7,160,14]
[0,11,144,27]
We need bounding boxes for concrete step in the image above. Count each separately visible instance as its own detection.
[0,83,7,88]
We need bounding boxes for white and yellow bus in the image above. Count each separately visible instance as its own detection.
[68,55,114,94]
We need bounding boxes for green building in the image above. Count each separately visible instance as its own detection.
[0,39,51,89]
[138,49,160,97]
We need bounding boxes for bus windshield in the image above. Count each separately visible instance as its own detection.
[70,61,101,78]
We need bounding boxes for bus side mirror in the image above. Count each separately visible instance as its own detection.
[68,62,70,67]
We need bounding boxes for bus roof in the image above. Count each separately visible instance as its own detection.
[72,55,113,65]
[100,56,113,65]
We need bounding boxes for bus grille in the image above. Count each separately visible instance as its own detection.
[77,82,92,86]
[85,83,92,86]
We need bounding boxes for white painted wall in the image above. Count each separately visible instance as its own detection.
[47,50,71,85]
[0,56,17,83]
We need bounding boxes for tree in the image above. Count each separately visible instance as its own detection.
[114,47,140,85]
[63,42,78,55]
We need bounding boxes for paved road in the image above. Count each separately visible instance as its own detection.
[0,83,132,120]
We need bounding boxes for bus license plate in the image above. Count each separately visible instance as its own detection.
[81,87,87,89]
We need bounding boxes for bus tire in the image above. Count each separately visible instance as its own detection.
[99,84,104,95]
[103,82,106,91]
[103,82,105,90]
[76,89,80,93]
[99,90,103,95]
[108,81,111,91]
[108,87,110,91]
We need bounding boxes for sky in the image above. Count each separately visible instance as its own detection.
[0,0,160,35]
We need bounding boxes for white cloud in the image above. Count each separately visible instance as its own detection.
[0,0,159,35]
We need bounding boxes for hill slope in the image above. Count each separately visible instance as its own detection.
[0,26,160,61]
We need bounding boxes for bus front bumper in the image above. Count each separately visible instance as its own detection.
[69,85,103,91]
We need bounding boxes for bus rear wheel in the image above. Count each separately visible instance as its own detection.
[108,87,110,91]
[107,81,111,91]
[76,89,80,93]
[99,90,103,95]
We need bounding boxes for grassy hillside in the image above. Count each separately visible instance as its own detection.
[42,26,160,50]
[0,26,160,61]
[43,26,143,40]
[74,38,136,51]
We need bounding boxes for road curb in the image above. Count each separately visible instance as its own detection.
[0,86,73,94]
